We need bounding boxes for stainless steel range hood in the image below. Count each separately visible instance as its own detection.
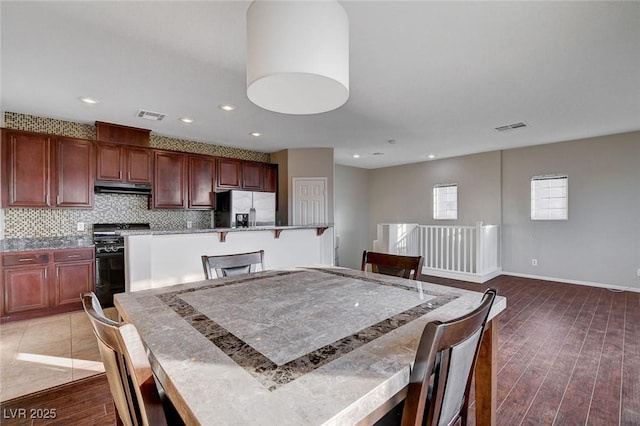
[94,181,152,195]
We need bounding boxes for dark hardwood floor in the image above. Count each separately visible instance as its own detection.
[1,275,638,425]
[421,274,640,426]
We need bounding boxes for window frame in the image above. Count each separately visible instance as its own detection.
[433,183,458,220]
[530,174,568,221]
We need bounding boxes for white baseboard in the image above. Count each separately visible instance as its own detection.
[422,268,502,284]
[502,271,640,293]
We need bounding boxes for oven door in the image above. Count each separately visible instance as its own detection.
[95,251,125,308]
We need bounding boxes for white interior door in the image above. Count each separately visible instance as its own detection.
[293,178,327,225]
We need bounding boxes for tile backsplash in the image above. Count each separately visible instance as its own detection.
[2,112,271,239]
[4,194,212,238]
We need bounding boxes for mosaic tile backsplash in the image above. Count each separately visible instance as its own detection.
[4,194,212,238]
[2,112,271,238]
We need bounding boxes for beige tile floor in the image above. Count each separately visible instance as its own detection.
[0,309,116,402]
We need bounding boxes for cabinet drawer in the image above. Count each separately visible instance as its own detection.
[3,253,49,267]
[54,249,94,263]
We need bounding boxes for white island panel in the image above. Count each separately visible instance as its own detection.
[125,227,334,291]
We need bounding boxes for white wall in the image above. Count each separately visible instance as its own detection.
[334,165,370,269]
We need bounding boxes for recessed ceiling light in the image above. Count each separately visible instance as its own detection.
[387,139,397,145]
[428,154,436,159]
[353,154,360,158]
[79,97,99,104]
[179,117,194,123]
[220,104,236,111]
[250,132,261,137]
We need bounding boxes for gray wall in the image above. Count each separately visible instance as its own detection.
[368,151,502,241]
[334,165,370,269]
[336,131,639,290]
[501,131,640,289]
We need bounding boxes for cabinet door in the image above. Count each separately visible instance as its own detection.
[242,162,264,191]
[153,151,187,208]
[3,266,49,314]
[264,164,278,193]
[54,261,93,306]
[96,143,124,181]
[188,155,216,209]
[216,158,242,189]
[126,147,152,183]
[53,138,94,207]
[2,130,50,207]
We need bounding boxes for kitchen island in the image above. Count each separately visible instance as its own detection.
[122,225,334,291]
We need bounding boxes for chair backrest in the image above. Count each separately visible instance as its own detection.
[402,288,497,426]
[81,292,167,426]
[361,250,424,280]
[201,250,265,279]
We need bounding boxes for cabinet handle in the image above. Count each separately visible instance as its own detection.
[68,254,81,258]
[45,269,48,279]
[46,194,51,206]
[19,258,33,262]
[56,267,59,277]
[57,194,61,205]
[119,170,123,180]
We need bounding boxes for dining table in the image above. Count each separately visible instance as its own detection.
[114,267,506,426]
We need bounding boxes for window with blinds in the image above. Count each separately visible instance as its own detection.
[531,175,568,220]
[433,184,458,220]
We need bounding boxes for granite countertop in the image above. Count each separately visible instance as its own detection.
[117,224,334,236]
[0,236,94,253]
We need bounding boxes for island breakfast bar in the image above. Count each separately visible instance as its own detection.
[115,267,506,425]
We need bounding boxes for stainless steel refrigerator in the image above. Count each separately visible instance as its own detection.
[214,190,276,228]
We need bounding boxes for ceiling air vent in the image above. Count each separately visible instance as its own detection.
[137,110,166,121]
[495,122,528,132]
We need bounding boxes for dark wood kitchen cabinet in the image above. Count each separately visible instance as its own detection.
[54,250,94,307]
[153,150,187,208]
[53,138,94,207]
[216,158,242,189]
[242,161,264,191]
[96,142,152,184]
[188,155,216,209]
[1,129,93,208]
[264,164,278,193]
[1,248,94,322]
[1,129,50,207]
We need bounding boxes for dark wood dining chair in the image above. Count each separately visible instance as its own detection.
[81,292,182,426]
[361,250,424,280]
[201,249,265,279]
[379,288,497,426]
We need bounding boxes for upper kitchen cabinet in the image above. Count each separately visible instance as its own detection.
[242,161,264,191]
[95,121,151,147]
[1,129,93,208]
[188,155,216,209]
[96,143,152,184]
[52,138,94,207]
[153,150,187,209]
[264,164,278,193]
[216,158,242,189]
[1,129,50,207]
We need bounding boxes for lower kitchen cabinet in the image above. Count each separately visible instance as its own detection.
[1,248,95,322]
[3,265,49,315]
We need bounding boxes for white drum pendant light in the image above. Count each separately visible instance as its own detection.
[246,1,349,115]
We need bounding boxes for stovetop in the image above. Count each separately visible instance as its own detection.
[93,223,151,237]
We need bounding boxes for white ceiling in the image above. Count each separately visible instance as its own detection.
[2,1,639,169]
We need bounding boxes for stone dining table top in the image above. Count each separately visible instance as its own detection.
[114,267,506,426]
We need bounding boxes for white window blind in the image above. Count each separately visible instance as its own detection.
[433,184,457,220]
[531,175,568,220]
